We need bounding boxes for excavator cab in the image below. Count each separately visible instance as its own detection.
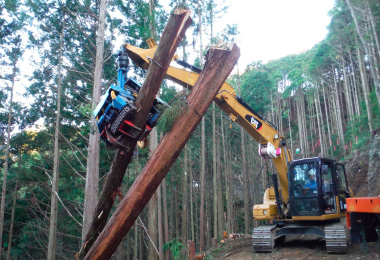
[288,157,350,217]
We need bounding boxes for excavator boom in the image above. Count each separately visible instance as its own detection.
[124,42,291,203]
[121,41,350,254]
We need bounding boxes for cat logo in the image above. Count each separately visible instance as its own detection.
[245,115,262,131]
[250,117,259,128]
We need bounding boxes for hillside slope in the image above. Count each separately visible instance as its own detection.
[345,128,380,196]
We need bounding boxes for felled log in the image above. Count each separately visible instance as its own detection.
[77,8,192,259]
[84,44,240,259]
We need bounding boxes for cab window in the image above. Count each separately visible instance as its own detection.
[291,163,317,196]
[336,164,348,191]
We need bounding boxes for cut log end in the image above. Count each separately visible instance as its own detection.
[173,8,191,15]
[207,42,236,52]
[204,44,240,67]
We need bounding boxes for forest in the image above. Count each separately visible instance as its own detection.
[1,0,380,259]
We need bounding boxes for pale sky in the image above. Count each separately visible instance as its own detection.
[213,0,335,69]
[16,0,334,104]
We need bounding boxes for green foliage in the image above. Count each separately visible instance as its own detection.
[5,0,18,12]
[370,91,380,129]
[163,238,186,260]
[160,84,178,103]
[308,42,334,76]
[218,24,239,43]
[117,0,168,43]
[240,64,274,115]
[157,96,186,134]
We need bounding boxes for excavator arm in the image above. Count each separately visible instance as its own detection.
[94,40,350,253]
[124,41,292,207]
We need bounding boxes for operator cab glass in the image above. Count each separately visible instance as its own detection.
[288,158,350,217]
[321,162,336,214]
[289,159,320,216]
[292,163,317,196]
[336,164,349,211]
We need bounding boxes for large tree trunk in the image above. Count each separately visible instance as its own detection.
[206,186,211,248]
[220,111,228,232]
[318,89,327,155]
[198,0,206,251]
[162,178,170,260]
[200,117,206,251]
[78,9,192,259]
[149,0,156,40]
[84,44,240,260]
[332,67,345,152]
[133,223,138,260]
[216,126,224,238]
[348,51,361,117]
[139,224,143,259]
[356,44,373,132]
[0,42,18,260]
[301,94,309,157]
[82,0,106,241]
[175,171,181,238]
[6,182,17,260]
[157,184,164,260]
[297,92,307,158]
[212,103,218,239]
[367,6,380,89]
[157,133,164,260]
[222,111,234,234]
[237,71,249,234]
[117,239,124,260]
[242,128,249,233]
[47,27,64,260]
[148,128,158,260]
[314,91,324,156]
[346,0,380,108]
[170,166,175,240]
[126,234,130,260]
[366,0,380,59]
[189,151,195,242]
[181,146,188,245]
[287,99,293,155]
[226,128,234,233]
[321,83,332,149]
[340,47,354,123]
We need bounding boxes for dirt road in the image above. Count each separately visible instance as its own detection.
[206,237,380,260]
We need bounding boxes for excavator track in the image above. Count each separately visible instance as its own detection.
[324,223,347,254]
[110,103,137,136]
[252,224,277,252]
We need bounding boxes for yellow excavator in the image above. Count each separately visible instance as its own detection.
[114,39,352,253]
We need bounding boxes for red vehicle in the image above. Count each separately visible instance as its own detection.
[346,196,380,243]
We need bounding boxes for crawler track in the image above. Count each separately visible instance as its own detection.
[252,225,277,252]
[110,103,137,135]
[324,223,347,253]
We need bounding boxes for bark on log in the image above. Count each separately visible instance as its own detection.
[84,44,240,260]
[211,238,217,248]
[77,9,192,259]
[188,240,195,260]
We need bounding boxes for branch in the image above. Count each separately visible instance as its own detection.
[138,217,159,255]
[55,191,83,227]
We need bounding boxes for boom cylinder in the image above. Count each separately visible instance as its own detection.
[259,143,278,159]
